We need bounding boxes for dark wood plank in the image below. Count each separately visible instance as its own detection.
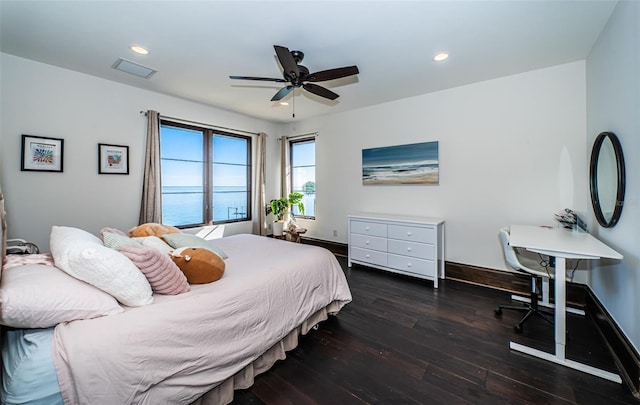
[232,258,638,404]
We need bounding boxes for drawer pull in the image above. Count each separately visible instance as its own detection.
[366,254,371,258]
[407,247,412,252]
[407,231,412,236]
[407,262,412,268]
[366,240,370,245]
[365,226,370,231]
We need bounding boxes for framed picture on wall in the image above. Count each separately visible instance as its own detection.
[21,134,64,172]
[98,143,129,175]
[362,141,439,185]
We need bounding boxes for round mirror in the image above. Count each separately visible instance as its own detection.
[589,132,625,227]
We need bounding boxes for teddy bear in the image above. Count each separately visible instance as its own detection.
[128,223,181,238]
[170,247,225,284]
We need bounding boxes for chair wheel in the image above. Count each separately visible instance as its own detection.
[494,307,502,316]
[514,324,523,333]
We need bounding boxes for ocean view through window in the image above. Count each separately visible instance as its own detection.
[290,137,315,219]
[160,121,251,227]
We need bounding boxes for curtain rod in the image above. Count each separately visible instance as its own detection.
[278,132,318,141]
[139,111,259,136]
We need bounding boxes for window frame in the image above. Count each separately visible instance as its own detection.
[289,136,316,220]
[160,119,252,228]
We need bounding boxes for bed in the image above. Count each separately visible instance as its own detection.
[0,206,352,404]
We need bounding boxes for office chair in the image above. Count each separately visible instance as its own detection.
[494,227,554,333]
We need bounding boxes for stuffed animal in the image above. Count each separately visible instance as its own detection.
[170,247,225,284]
[128,223,181,238]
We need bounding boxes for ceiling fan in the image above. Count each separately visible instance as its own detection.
[229,45,359,102]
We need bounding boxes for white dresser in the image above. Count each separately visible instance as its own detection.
[348,214,445,288]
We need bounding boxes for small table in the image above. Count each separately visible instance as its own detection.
[284,228,307,243]
[508,224,623,383]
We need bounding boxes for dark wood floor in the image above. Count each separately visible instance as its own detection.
[232,257,638,404]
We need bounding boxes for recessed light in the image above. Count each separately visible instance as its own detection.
[130,45,149,55]
[434,52,449,62]
[280,102,289,106]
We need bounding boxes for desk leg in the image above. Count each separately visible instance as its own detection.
[555,257,567,360]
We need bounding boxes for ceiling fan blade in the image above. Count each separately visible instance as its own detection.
[271,86,294,101]
[307,66,359,82]
[274,45,299,80]
[303,83,339,100]
[229,75,286,82]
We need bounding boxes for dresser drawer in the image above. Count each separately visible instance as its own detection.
[350,233,387,252]
[350,247,387,267]
[350,220,387,238]
[387,253,435,277]
[387,239,434,260]
[388,224,435,244]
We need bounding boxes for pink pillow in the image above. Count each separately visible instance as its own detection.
[3,253,54,270]
[118,245,189,295]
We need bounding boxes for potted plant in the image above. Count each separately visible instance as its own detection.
[267,192,304,236]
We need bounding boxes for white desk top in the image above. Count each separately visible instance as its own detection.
[509,224,623,260]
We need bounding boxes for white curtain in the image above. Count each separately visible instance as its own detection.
[252,132,267,236]
[139,110,162,224]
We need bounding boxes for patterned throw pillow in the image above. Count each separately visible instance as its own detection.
[118,245,189,295]
[102,232,141,250]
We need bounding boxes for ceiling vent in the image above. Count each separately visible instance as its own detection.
[112,58,156,79]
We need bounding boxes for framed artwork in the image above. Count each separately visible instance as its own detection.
[98,143,129,175]
[362,141,439,185]
[21,135,64,172]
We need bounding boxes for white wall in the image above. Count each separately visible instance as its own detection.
[0,53,282,251]
[287,61,588,273]
[586,0,639,352]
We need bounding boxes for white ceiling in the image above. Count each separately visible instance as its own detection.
[0,0,617,123]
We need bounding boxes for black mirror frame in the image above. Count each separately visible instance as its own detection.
[589,131,626,228]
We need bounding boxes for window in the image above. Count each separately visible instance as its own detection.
[160,121,251,227]
[290,138,315,219]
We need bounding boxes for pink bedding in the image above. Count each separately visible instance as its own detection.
[52,234,352,404]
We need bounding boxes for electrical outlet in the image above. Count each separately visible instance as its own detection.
[332,229,338,237]
[267,223,272,231]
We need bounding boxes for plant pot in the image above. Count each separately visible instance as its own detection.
[272,221,285,236]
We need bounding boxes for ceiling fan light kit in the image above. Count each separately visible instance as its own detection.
[230,45,359,103]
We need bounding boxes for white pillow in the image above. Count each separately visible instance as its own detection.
[0,264,123,328]
[133,235,173,255]
[50,226,153,307]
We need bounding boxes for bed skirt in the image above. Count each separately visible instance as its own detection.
[191,300,343,405]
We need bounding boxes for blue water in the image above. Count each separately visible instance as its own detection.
[162,186,248,226]
[163,186,317,226]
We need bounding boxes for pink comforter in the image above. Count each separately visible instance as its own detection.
[52,234,352,404]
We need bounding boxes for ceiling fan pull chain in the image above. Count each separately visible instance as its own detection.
[292,90,295,118]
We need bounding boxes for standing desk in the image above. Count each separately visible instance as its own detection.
[508,224,623,383]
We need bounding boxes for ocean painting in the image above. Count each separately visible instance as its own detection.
[362,141,439,185]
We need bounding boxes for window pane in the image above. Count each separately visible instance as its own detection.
[291,140,315,167]
[160,124,204,226]
[291,140,315,218]
[211,134,250,222]
[212,189,248,222]
[162,188,203,226]
[213,135,247,165]
[160,125,203,161]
